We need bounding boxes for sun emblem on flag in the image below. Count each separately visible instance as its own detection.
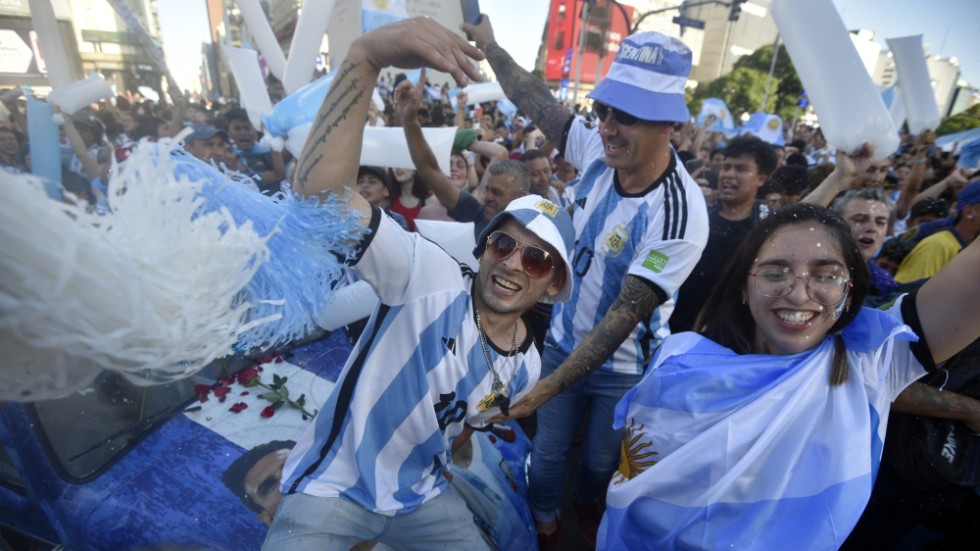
[615,418,658,483]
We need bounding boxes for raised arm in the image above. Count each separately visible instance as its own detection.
[910,168,969,206]
[454,91,469,128]
[501,275,664,418]
[468,138,509,162]
[167,86,187,139]
[894,132,932,219]
[916,236,980,364]
[60,112,105,182]
[689,115,716,155]
[395,74,462,210]
[462,16,571,145]
[801,143,874,207]
[294,18,482,220]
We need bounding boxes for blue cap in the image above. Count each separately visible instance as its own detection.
[185,123,229,143]
[474,195,575,303]
[957,180,980,211]
[587,32,693,123]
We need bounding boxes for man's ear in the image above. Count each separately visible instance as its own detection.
[546,269,566,298]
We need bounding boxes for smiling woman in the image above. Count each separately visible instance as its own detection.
[598,202,980,550]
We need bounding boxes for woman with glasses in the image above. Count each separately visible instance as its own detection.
[598,203,980,550]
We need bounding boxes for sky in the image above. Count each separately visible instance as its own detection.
[158,0,979,95]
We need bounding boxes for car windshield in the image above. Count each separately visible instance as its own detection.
[30,355,253,481]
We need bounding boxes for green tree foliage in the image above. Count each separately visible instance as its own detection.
[691,44,804,121]
[691,67,771,121]
[937,103,980,135]
[735,44,803,116]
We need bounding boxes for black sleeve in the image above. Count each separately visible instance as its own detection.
[900,286,937,371]
[340,207,382,266]
[557,115,576,160]
[633,275,668,307]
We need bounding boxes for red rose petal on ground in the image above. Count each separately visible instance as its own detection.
[240,391,249,396]
[261,405,276,418]
[229,402,248,413]
[236,367,260,386]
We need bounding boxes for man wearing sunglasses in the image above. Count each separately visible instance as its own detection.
[260,19,576,550]
[463,16,709,548]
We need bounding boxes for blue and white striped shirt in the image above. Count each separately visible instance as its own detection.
[549,117,708,374]
[280,210,540,515]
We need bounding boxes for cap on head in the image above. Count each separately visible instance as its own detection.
[357,165,393,189]
[587,32,692,124]
[474,195,575,304]
[186,123,229,143]
[71,111,104,138]
[957,180,980,212]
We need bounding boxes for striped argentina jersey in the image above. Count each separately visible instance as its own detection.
[548,117,708,375]
[280,210,541,515]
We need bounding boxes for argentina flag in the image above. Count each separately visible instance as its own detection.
[598,305,923,550]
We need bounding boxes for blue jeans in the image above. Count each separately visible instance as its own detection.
[528,344,643,524]
[262,488,491,551]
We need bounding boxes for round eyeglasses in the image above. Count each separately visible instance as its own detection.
[748,267,852,306]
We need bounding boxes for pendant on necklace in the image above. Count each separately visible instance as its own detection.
[476,383,511,416]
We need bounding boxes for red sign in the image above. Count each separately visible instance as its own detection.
[543,0,635,84]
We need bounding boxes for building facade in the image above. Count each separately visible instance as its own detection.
[0,0,168,97]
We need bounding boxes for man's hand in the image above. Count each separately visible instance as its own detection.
[393,68,425,126]
[489,377,561,421]
[832,142,875,186]
[460,14,497,50]
[351,17,483,88]
[524,127,545,150]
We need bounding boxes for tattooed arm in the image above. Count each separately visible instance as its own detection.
[893,382,980,433]
[462,16,571,145]
[498,275,664,419]
[293,17,483,220]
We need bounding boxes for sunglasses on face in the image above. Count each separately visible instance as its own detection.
[485,231,557,279]
[592,101,641,126]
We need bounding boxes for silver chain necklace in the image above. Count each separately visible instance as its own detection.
[474,306,519,416]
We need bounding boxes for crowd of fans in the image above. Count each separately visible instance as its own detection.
[2,27,979,548]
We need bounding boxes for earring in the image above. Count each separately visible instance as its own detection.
[741,296,747,305]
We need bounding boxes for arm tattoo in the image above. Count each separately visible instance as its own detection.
[295,61,365,192]
[894,382,980,420]
[483,44,571,144]
[551,276,662,392]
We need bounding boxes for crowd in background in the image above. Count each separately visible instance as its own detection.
[2,58,979,549]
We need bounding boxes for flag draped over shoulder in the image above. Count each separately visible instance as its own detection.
[598,306,921,551]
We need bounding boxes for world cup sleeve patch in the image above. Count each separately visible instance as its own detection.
[642,250,670,273]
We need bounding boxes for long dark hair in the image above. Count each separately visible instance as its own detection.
[387,167,429,202]
[695,203,871,386]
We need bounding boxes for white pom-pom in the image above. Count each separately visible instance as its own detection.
[0,138,269,401]
[260,133,285,152]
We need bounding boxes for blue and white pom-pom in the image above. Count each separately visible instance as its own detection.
[0,135,363,401]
